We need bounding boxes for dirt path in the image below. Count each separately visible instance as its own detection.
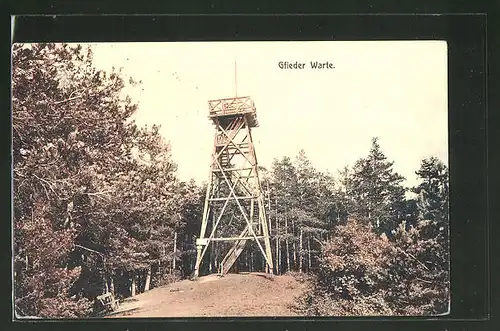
[106,273,307,318]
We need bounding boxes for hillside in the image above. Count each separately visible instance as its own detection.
[106,273,308,318]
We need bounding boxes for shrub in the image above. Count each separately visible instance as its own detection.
[300,218,449,316]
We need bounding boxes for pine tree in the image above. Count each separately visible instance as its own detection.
[12,43,188,316]
[389,218,450,315]
[269,157,297,273]
[12,42,140,316]
[291,150,329,271]
[333,166,355,225]
[412,157,449,227]
[385,156,450,315]
[350,137,406,233]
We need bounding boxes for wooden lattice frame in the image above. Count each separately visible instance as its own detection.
[193,97,273,278]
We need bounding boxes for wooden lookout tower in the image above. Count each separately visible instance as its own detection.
[193,96,274,278]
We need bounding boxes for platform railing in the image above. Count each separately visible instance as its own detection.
[208,96,255,117]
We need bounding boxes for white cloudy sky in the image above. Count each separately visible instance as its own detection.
[89,41,448,187]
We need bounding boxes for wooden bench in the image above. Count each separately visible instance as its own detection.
[96,292,119,312]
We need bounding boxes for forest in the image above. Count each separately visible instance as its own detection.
[12,43,450,318]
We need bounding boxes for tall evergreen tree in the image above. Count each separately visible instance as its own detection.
[334,166,355,224]
[269,157,297,272]
[12,43,140,317]
[350,137,406,233]
[12,43,187,317]
[291,150,329,271]
[412,157,449,226]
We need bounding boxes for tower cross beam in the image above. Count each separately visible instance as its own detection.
[195,162,246,267]
[213,120,246,161]
[216,121,254,166]
[215,159,271,268]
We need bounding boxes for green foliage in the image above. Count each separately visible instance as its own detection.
[302,219,394,316]
[13,43,133,317]
[14,201,93,318]
[12,43,197,318]
[412,157,449,227]
[294,143,448,317]
[302,217,449,316]
[268,151,333,273]
[388,220,449,315]
[348,138,407,233]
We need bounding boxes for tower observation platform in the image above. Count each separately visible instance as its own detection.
[208,96,259,127]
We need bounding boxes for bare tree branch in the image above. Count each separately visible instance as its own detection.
[395,246,430,271]
[33,174,60,199]
[74,244,104,258]
[53,95,83,105]
[416,277,434,284]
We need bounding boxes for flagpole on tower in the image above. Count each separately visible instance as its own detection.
[234,60,238,97]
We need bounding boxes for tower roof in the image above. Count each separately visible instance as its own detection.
[208,96,259,127]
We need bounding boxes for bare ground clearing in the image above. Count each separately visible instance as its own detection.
[106,272,308,318]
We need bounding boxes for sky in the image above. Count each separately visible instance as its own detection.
[90,41,448,188]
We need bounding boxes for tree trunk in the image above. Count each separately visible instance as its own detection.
[292,219,297,269]
[248,249,251,272]
[209,242,213,274]
[275,225,279,274]
[275,197,279,275]
[131,274,136,297]
[285,213,290,273]
[292,241,297,270]
[144,267,151,292]
[161,244,165,274]
[110,276,115,295]
[299,229,303,273]
[173,231,178,271]
[214,242,219,273]
[104,276,109,294]
[243,249,247,271]
[137,273,142,294]
[308,235,312,271]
